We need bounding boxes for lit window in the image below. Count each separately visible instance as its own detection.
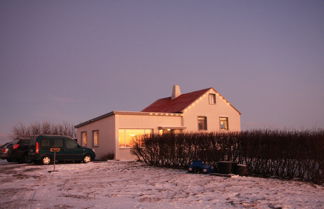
[92,130,99,147]
[118,129,152,148]
[81,131,87,146]
[219,117,229,130]
[198,116,207,130]
[209,93,216,104]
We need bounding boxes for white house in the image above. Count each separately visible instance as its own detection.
[75,85,241,160]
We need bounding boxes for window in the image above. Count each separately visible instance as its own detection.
[65,139,78,149]
[92,130,99,147]
[118,129,152,148]
[52,138,64,148]
[219,117,229,130]
[81,131,87,146]
[209,93,216,104]
[198,116,207,130]
[160,128,182,135]
[40,138,50,147]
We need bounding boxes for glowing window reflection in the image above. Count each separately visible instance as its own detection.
[93,130,99,147]
[81,131,87,146]
[118,129,152,148]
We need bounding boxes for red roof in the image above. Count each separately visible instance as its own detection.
[142,88,210,113]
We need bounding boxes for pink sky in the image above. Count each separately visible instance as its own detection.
[0,0,323,142]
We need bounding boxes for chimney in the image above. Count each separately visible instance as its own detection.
[171,84,181,99]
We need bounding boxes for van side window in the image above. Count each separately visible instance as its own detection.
[40,138,50,147]
[52,138,64,148]
[65,139,77,149]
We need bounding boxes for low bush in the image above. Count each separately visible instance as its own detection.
[132,130,324,184]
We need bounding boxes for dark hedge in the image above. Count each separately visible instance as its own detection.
[131,130,324,184]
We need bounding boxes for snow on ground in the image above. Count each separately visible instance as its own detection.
[0,160,323,209]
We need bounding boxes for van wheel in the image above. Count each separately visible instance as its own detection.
[42,156,51,165]
[83,155,91,163]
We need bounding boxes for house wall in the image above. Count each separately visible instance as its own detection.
[75,89,240,161]
[183,89,240,132]
[76,115,115,160]
[115,114,182,160]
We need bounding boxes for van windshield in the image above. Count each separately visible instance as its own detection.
[11,139,19,144]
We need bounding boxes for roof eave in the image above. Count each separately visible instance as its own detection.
[180,88,211,112]
[74,111,183,128]
[181,87,242,115]
[74,111,115,128]
[210,87,242,115]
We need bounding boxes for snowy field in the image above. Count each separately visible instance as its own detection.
[0,160,323,209]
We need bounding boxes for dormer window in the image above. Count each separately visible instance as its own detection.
[209,93,216,104]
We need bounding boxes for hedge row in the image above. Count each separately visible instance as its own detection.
[131,130,324,184]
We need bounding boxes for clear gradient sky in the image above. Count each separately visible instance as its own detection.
[1,1,324,142]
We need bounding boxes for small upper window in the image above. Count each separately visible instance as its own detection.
[209,93,216,104]
[198,116,208,130]
[219,117,229,130]
[92,130,99,147]
[81,131,87,146]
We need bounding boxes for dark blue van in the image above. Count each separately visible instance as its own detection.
[28,135,95,165]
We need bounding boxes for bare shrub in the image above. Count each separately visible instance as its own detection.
[11,121,75,139]
[132,130,324,184]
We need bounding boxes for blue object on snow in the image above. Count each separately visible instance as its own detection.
[188,160,214,174]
